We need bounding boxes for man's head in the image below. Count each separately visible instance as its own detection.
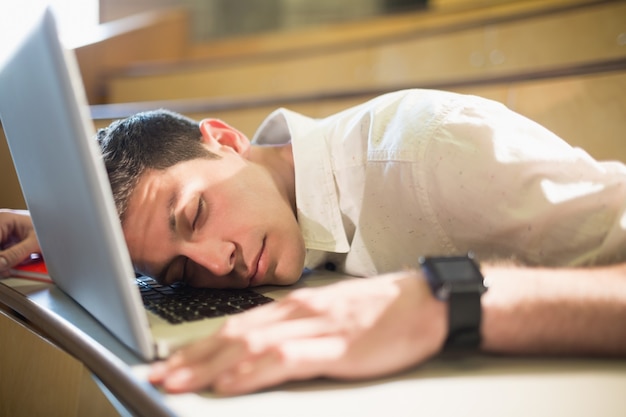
[97,109,217,222]
[97,110,305,288]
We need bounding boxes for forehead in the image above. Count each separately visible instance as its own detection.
[122,168,173,273]
[126,158,207,214]
[126,167,173,218]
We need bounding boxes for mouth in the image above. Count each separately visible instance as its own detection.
[247,237,266,287]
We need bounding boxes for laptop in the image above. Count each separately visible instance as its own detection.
[0,7,341,360]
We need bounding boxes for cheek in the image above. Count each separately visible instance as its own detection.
[274,225,307,284]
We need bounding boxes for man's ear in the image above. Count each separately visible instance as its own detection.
[198,118,251,156]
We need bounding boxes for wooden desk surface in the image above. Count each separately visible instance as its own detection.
[1,276,625,417]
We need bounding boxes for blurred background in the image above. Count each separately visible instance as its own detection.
[101,0,428,40]
[1,0,625,208]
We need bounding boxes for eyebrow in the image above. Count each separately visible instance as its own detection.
[167,189,179,236]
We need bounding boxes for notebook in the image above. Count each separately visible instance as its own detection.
[0,7,341,360]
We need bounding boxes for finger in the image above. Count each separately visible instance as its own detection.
[151,322,263,391]
[148,337,222,384]
[214,336,349,396]
[159,294,319,364]
[0,236,38,271]
[154,316,335,392]
[158,338,250,393]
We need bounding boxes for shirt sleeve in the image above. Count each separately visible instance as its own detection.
[423,95,626,267]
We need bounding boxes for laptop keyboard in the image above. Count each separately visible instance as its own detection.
[136,276,274,324]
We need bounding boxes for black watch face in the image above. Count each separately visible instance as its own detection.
[428,257,482,283]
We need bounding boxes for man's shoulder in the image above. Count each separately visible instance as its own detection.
[365,89,480,109]
[337,89,496,128]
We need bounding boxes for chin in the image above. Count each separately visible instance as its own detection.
[267,265,304,286]
[264,243,305,286]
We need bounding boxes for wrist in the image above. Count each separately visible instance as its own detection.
[419,254,487,351]
[400,270,448,354]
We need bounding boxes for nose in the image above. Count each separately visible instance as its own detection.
[186,239,236,278]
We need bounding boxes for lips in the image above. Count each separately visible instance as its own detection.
[247,237,266,287]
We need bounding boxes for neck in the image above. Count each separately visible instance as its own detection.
[247,143,297,212]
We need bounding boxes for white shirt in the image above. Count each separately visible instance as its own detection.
[253,89,626,277]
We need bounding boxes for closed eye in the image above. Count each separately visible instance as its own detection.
[192,197,204,231]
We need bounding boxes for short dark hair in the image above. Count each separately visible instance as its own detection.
[96,109,218,222]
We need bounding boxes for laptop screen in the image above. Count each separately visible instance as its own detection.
[0,7,154,359]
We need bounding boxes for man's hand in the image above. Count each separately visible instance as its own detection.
[149,271,447,395]
[0,209,40,277]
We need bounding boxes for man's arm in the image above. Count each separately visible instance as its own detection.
[482,263,626,356]
[148,262,626,395]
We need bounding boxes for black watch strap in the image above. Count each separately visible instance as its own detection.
[419,254,486,351]
[445,290,482,349]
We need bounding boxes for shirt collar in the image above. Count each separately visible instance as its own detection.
[253,109,350,254]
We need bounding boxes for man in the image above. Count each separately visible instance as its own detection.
[1,89,625,395]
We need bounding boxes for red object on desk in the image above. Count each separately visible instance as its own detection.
[10,258,52,283]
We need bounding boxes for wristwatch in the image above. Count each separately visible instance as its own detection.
[419,253,488,350]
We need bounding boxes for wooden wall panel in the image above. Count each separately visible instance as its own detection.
[0,311,121,417]
[508,72,626,163]
[74,9,189,104]
[106,1,626,103]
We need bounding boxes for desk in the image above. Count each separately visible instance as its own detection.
[1,276,625,417]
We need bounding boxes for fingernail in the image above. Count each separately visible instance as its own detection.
[0,256,7,268]
[165,368,193,389]
[148,362,167,382]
